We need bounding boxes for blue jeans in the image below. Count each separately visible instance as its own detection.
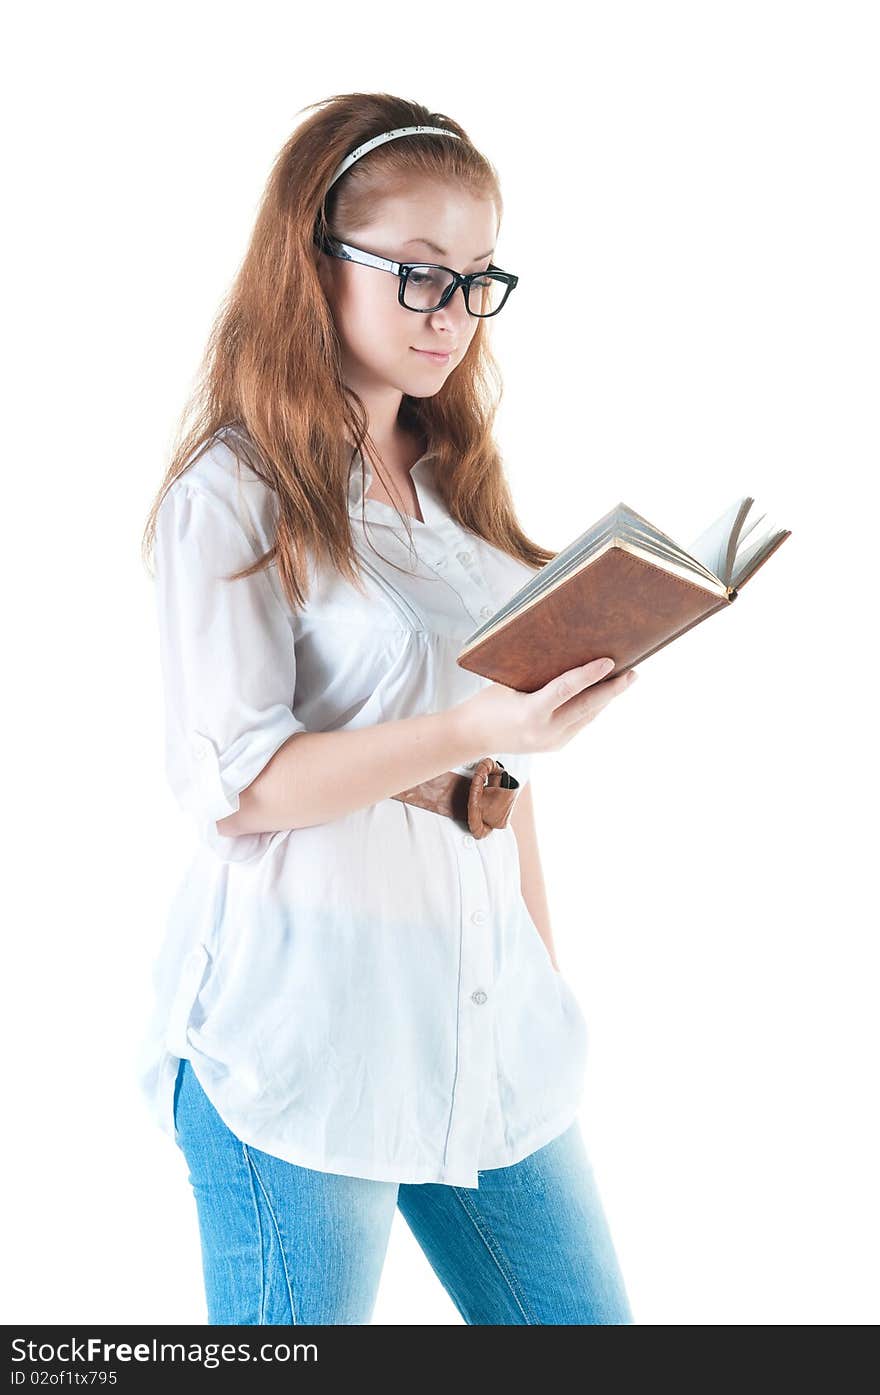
[172,1056,634,1325]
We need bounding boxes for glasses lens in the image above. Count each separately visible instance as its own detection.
[466,273,510,317]
[402,266,510,315]
[403,266,456,311]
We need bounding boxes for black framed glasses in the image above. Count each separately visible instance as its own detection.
[313,230,519,318]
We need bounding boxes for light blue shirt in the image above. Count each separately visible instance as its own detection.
[136,429,589,1186]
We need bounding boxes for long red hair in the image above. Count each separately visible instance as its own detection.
[141,91,556,609]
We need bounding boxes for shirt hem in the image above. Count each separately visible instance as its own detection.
[157,1051,582,1189]
[473,1101,583,1179]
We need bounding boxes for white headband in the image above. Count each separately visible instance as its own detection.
[326,125,462,193]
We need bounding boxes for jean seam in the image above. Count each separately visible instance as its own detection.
[242,1145,298,1325]
[451,1186,539,1324]
[240,1145,267,1323]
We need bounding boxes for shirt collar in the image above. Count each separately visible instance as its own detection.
[346,445,447,532]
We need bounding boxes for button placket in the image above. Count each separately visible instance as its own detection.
[442,829,496,1180]
[457,548,494,615]
[426,523,497,646]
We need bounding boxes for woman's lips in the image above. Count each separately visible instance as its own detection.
[411,348,452,363]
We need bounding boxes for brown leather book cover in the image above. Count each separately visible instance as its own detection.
[457,499,791,692]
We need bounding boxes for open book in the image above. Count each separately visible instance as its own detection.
[457,497,791,691]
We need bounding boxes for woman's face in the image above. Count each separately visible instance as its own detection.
[318,179,499,401]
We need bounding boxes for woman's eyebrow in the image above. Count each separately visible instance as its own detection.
[402,237,495,261]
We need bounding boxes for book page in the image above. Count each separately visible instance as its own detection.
[687,498,749,580]
[730,524,786,588]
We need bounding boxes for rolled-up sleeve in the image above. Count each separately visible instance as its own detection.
[153,479,307,861]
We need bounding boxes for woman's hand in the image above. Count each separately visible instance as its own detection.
[455,657,637,756]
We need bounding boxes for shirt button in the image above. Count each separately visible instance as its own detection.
[192,741,208,761]
[434,556,448,569]
[471,909,487,925]
[479,604,493,619]
[471,989,488,1005]
[462,834,475,848]
[457,550,472,565]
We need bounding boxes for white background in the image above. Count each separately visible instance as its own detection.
[4,0,877,1326]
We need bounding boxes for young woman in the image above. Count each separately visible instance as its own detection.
[138,93,638,1326]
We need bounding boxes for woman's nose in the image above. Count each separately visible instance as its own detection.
[426,290,471,334]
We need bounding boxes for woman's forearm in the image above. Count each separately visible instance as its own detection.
[219,704,488,835]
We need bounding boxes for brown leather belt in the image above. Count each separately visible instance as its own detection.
[391,756,521,839]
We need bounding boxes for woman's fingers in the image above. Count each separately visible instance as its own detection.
[540,658,638,732]
[541,657,616,714]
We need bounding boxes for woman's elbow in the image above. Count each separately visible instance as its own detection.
[216,782,259,838]
[215,809,245,838]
